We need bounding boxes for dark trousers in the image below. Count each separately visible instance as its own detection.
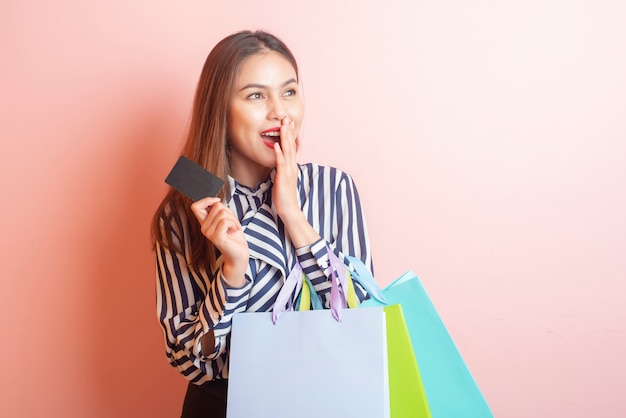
[181,379,228,418]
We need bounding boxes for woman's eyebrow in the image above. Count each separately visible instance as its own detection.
[239,78,297,91]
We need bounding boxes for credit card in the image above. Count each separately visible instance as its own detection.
[164,156,224,201]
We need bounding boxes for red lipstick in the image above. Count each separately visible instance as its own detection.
[261,127,281,135]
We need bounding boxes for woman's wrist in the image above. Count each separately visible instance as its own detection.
[281,210,320,248]
[222,259,248,288]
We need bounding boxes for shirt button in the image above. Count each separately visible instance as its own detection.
[212,313,220,321]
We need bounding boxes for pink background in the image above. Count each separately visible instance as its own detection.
[2,1,625,417]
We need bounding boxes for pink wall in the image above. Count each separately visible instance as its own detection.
[2,1,625,417]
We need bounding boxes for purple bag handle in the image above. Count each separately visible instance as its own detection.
[272,247,349,324]
[272,262,303,324]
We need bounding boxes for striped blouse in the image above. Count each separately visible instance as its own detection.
[155,162,373,384]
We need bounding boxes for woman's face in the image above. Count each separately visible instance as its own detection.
[227,50,304,187]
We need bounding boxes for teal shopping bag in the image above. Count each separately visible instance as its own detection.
[362,271,493,418]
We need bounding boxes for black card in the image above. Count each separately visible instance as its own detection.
[164,156,224,201]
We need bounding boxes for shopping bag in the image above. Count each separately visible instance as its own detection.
[301,255,431,417]
[227,248,390,418]
[344,256,431,417]
[362,271,494,418]
[384,303,432,418]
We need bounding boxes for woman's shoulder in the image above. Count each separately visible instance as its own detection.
[155,198,191,238]
[298,162,352,181]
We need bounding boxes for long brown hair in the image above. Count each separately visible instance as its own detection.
[151,30,299,272]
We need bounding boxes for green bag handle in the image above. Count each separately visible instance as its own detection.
[297,268,360,310]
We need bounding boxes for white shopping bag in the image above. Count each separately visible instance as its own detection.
[227,306,389,418]
[227,248,390,417]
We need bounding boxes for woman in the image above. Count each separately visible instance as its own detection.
[152,30,373,418]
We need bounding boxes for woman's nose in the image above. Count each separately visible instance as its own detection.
[268,96,287,120]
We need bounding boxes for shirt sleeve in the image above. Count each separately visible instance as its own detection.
[155,209,253,382]
[295,168,373,306]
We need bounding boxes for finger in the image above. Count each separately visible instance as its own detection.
[203,203,231,229]
[203,204,241,237]
[190,198,213,223]
[279,126,299,172]
[280,117,296,154]
[190,197,220,223]
[201,211,227,240]
[191,196,221,211]
[215,217,241,237]
[274,141,285,166]
[210,217,242,249]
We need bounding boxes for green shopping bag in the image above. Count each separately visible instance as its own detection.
[383,304,432,418]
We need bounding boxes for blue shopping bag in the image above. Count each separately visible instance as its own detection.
[362,271,494,418]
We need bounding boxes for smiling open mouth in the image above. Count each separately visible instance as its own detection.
[261,130,281,144]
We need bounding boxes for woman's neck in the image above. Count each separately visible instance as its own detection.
[229,164,272,189]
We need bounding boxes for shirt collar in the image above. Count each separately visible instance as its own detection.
[227,169,276,200]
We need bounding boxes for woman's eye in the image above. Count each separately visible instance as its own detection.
[247,92,262,100]
[283,89,296,97]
